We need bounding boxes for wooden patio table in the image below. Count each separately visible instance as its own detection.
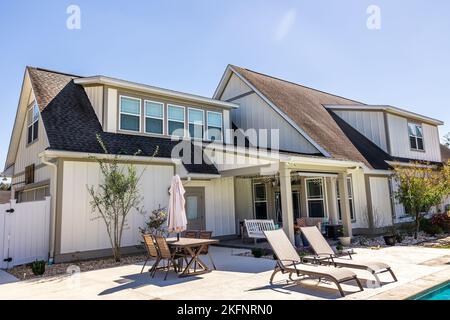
[167,237,219,277]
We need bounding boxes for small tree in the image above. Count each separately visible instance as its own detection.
[393,161,450,239]
[87,135,157,261]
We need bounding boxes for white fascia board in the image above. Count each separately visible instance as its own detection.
[325,104,444,126]
[39,150,182,165]
[226,66,331,157]
[74,76,238,110]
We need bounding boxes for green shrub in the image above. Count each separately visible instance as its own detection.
[431,213,450,233]
[251,248,265,258]
[31,260,46,276]
[335,243,344,252]
[420,217,443,235]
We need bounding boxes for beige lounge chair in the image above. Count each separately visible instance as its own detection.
[264,229,363,297]
[300,226,397,286]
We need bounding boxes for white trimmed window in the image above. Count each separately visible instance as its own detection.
[168,105,185,137]
[337,177,355,221]
[306,178,325,218]
[27,103,39,144]
[254,183,268,219]
[145,100,164,135]
[188,108,204,140]
[120,96,141,132]
[207,111,223,141]
[408,122,424,151]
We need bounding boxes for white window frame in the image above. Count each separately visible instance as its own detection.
[27,102,39,144]
[144,100,164,135]
[253,182,268,219]
[337,177,355,222]
[206,111,223,142]
[119,95,141,133]
[167,104,186,138]
[408,122,425,151]
[305,177,326,218]
[188,107,205,140]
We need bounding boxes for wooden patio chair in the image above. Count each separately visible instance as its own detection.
[153,235,185,280]
[264,229,363,297]
[184,230,199,238]
[198,231,217,270]
[141,234,160,277]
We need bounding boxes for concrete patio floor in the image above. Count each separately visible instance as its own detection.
[0,246,449,300]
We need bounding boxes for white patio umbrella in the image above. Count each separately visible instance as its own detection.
[167,175,187,240]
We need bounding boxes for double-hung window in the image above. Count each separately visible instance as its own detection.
[188,108,204,140]
[168,105,185,137]
[207,111,223,141]
[254,183,268,219]
[337,177,355,221]
[120,96,141,132]
[27,103,39,144]
[145,101,164,135]
[408,122,424,151]
[306,178,325,218]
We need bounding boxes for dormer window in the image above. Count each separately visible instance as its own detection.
[188,108,204,140]
[207,111,223,141]
[27,103,39,144]
[408,122,424,151]
[119,96,141,132]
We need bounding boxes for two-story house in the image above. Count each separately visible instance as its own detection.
[2,65,446,263]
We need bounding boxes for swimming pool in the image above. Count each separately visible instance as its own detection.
[412,281,450,300]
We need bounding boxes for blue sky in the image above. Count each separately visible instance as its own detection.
[1,0,449,169]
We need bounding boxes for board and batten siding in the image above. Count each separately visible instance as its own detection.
[369,177,393,227]
[184,178,236,237]
[221,74,320,154]
[105,87,118,133]
[59,161,174,254]
[387,114,441,162]
[12,105,51,186]
[84,86,104,126]
[333,110,388,152]
[350,171,370,229]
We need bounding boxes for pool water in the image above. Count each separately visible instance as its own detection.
[414,282,450,300]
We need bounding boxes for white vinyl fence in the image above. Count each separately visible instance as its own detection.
[0,197,50,269]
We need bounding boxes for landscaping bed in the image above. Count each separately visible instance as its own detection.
[7,253,147,281]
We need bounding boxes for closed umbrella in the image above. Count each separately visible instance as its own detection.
[167,175,187,240]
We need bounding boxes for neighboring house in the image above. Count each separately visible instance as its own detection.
[2,65,446,262]
[0,191,11,204]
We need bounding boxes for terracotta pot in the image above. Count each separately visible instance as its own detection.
[338,236,351,246]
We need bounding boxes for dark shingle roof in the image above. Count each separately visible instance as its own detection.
[28,67,218,175]
[230,65,373,167]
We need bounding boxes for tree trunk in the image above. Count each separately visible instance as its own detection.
[414,211,420,240]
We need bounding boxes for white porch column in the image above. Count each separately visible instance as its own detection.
[338,172,353,238]
[326,177,339,225]
[279,162,295,243]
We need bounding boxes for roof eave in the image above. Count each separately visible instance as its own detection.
[74,76,239,109]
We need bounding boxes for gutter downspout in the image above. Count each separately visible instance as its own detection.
[40,155,57,264]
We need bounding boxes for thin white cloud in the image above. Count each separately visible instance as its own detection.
[275,9,297,41]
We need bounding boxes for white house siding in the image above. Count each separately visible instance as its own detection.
[59,161,174,254]
[234,178,253,230]
[220,74,320,155]
[12,110,51,188]
[369,177,393,227]
[84,86,104,126]
[333,110,388,152]
[387,114,441,162]
[220,73,252,101]
[350,171,370,229]
[184,178,236,237]
[105,87,118,133]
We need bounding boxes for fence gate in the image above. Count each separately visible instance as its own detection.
[0,197,51,269]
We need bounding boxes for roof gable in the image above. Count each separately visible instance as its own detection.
[223,65,372,167]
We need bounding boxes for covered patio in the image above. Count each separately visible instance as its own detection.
[221,155,371,245]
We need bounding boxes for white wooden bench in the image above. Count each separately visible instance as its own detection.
[244,219,276,244]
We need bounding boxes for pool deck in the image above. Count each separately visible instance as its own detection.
[0,245,449,300]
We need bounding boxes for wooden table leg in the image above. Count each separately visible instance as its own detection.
[179,245,210,277]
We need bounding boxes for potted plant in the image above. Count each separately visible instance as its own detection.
[31,260,46,276]
[383,226,398,246]
[251,248,265,258]
[338,236,351,246]
[335,243,344,254]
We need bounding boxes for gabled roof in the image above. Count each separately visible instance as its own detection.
[216,65,374,167]
[19,67,219,175]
